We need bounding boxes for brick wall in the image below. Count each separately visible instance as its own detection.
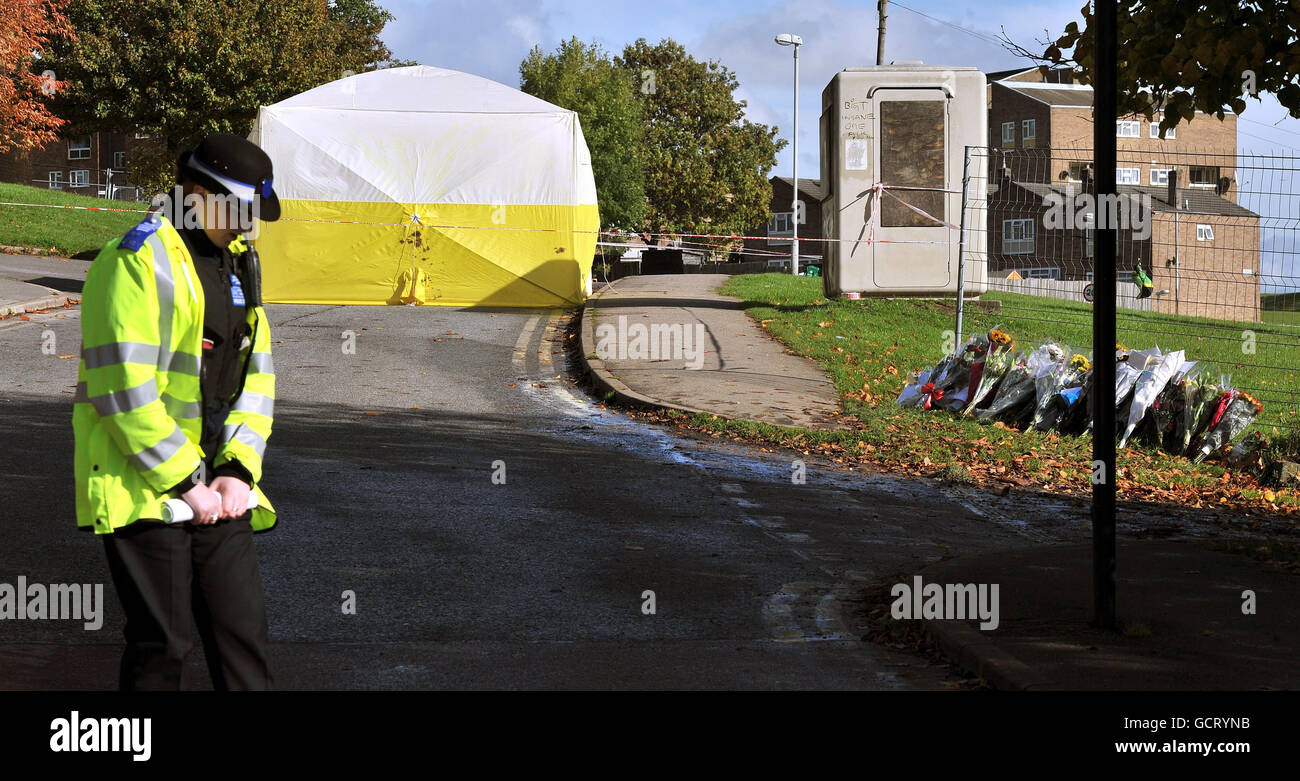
[0,131,142,198]
[742,177,824,261]
[1147,212,1261,322]
[1050,108,1238,201]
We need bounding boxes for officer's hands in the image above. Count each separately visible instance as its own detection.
[182,483,223,525]
[210,475,252,520]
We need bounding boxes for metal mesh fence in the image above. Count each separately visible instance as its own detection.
[961,144,1300,436]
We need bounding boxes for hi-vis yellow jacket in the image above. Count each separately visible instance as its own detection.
[73,212,277,534]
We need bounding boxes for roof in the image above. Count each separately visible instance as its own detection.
[993,81,1232,116]
[1003,181,1259,218]
[994,81,1093,108]
[985,67,1038,82]
[986,67,1077,84]
[773,176,825,201]
[267,65,567,114]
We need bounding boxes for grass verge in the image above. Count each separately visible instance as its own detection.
[689,273,1300,516]
[0,182,142,257]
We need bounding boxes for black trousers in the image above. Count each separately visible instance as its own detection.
[102,516,273,691]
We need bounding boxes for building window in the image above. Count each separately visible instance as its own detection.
[47,171,64,189]
[769,212,792,234]
[1196,224,1214,242]
[70,169,90,188]
[1150,122,1176,139]
[1188,165,1220,188]
[68,136,91,160]
[1002,218,1035,254]
[1083,213,1095,258]
[112,151,126,169]
[1117,168,1141,185]
[1002,121,1015,145]
[1150,168,1172,186]
[1116,120,1141,138]
[1022,267,1061,280]
[1022,119,1036,147]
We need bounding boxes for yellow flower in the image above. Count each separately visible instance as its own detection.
[1070,354,1092,372]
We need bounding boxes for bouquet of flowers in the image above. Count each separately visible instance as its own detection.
[1193,391,1263,463]
[933,332,990,411]
[963,329,1015,415]
[1032,352,1092,432]
[1115,347,1158,409]
[1181,370,1228,456]
[1119,349,1185,448]
[1149,361,1198,453]
[976,342,1065,422]
[897,351,956,409]
[1059,371,1095,436]
[896,367,934,408]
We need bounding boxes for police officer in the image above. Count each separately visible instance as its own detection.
[73,133,281,690]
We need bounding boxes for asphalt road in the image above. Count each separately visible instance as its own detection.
[0,254,1079,690]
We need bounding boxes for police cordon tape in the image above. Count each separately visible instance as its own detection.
[0,182,960,247]
[160,492,259,524]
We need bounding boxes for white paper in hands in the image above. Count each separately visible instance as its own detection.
[160,491,259,524]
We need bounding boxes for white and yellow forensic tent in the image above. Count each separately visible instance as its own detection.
[249,65,599,307]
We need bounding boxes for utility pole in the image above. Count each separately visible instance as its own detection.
[877,0,888,65]
[775,33,803,275]
[1092,0,1118,631]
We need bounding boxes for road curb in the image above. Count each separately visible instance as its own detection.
[1,293,74,317]
[922,616,1052,690]
[578,286,710,417]
[917,552,1053,690]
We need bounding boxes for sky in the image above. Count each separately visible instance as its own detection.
[378,0,1299,290]
[376,0,1300,178]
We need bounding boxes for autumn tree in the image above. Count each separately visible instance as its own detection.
[0,0,73,155]
[1011,0,1300,133]
[520,37,646,232]
[616,38,785,241]
[43,0,406,193]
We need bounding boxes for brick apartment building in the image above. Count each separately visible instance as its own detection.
[740,175,825,271]
[984,67,1260,322]
[0,131,143,200]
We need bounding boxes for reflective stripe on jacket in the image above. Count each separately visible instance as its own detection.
[73,213,276,533]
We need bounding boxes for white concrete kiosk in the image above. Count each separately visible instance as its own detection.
[819,64,987,297]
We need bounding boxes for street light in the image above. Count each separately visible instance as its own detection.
[775,33,803,276]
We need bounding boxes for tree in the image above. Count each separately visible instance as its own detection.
[520,37,646,232]
[43,0,406,194]
[0,0,73,155]
[1009,1,1300,134]
[330,0,416,74]
[616,38,785,243]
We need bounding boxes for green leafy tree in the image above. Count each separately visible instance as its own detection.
[1011,1,1300,133]
[616,38,785,242]
[519,37,646,232]
[43,0,405,194]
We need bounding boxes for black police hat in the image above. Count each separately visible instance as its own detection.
[177,133,280,222]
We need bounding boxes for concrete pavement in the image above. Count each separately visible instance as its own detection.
[581,274,844,429]
[0,277,73,316]
[915,540,1299,690]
